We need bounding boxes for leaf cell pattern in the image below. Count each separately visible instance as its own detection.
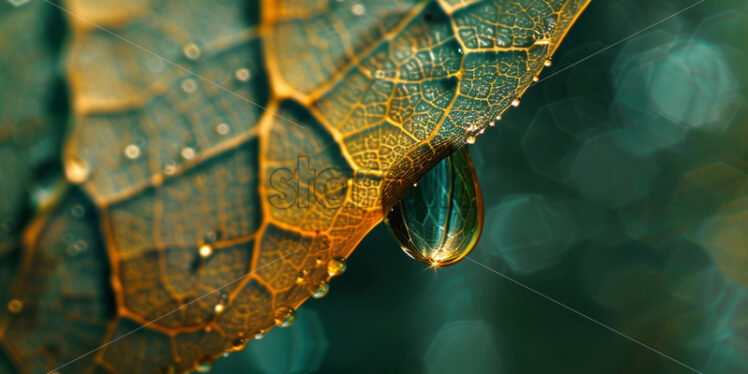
[0,0,590,372]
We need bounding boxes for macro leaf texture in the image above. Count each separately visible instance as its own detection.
[386,146,483,267]
[0,0,590,372]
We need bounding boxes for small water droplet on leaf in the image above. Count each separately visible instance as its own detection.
[327,257,346,276]
[274,307,297,327]
[313,282,330,299]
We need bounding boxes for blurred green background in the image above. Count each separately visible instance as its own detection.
[213,0,748,373]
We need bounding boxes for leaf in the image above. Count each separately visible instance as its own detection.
[0,0,591,372]
[386,146,483,267]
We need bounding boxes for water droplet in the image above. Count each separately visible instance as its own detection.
[164,161,177,176]
[489,121,495,127]
[214,302,225,314]
[457,47,463,55]
[195,356,213,373]
[124,144,141,160]
[511,98,520,107]
[65,156,90,184]
[312,282,330,299]
[181,147,196,160]
[231,337,246,350]
[495,115,502,121]
[532,76,539,82]
[222,352,229,358]
[351,4,365,16]
[544,59,552,67]
[274,306,297,327]
[70,204,85,218]
[183,43,201,60]
[199,244,213,258]
[296,269,308,284]
[479,129,485,135]
[216,122,230,135]
[7,299,22,313]
[413,182,418,188]
[466,136,476,145]
[234,68,251,82]
[254,329,266,340]
[327,257,346,277]
[66,240,88,256]
[181,79,197,93]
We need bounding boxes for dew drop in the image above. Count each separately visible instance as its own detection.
[183,43,201,60]
[181,79,197,93]
[495,115,502,121]
[479,128,485,135]
[70,204,85,218]
[532,76,539,82]
[274,307,296,327]
[466,136,476,145]
[65,156,91,184]
[213,302,225,314]
[234,68,251,82]
[216,122,231,135]
[327,257,347,277]
[511,98,520,107]
[489,121,495,127]
[195,356,213,373]
[312,281,330,299]
[231,337,246,350]
[296,269,309,284]
[124,144,141,160]
[351,4,365,16]
[457,47,463,55]
[544,59,552,67]
[223,352,229,358]
[254,329,266,340]
[199,244,213,258]
[181,147,196,160]
[413,182,418,188]
[7,299,22,314]
[164,161,177,176]
[66,240,88,256]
